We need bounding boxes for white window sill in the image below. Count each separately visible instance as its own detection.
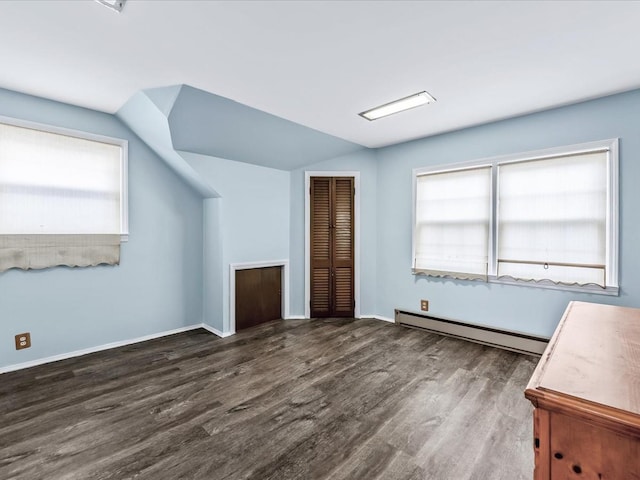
[413,270,619,296]
[487,276,619,296]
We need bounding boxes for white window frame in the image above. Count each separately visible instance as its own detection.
[0,115,129,242]
[412,138,619,296]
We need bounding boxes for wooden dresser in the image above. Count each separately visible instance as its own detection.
[525,301,640,479]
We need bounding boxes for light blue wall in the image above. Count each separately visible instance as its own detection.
[376,89,640,337]
[4,83,640,370]
[0,88,204,370]
[203,198,224,332]
[289,149,378,317]
[181,152,290,332]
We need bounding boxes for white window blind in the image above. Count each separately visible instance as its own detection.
[412,139,618,294]
[414,166,491,280]
[0,120,127,272]
[497,151,608,287]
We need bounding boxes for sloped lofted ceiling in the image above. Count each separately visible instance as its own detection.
[118,84,363,175]
[167,86,363,170]
[117,85,220,197]
[1,1,640,167]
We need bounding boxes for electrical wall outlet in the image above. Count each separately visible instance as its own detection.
[420,300,429,311]
[15,332,31,350]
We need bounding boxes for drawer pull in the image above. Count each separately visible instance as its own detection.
[572,465,582,474]
[554,452,563,459]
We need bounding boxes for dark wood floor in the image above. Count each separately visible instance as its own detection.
[0,318,538,480]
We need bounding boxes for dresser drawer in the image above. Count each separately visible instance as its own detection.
[548,411,640,479]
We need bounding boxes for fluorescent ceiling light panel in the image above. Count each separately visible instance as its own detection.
[95,0,127,13]
[359,91,436,121]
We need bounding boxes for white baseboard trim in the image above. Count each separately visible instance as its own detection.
[0,323,231,374]
[283,315,393,322]
[362,314,395,323]
[1,315,400,374]
[202,323,234,338]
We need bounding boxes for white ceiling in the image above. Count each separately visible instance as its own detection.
[1,1,639,149]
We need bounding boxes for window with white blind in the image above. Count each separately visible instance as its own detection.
[0,117,128,272]
[413,139,618,294]
[414,166,491,280]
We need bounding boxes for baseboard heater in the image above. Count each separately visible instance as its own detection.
[395,309,548,356]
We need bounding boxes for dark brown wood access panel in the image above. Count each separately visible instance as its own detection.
[310,177,354,318]
[235,266,282,330]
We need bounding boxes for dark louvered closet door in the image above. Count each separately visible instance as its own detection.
[310,177,354,318]
[332,178,354,317]
[311,177,332,317]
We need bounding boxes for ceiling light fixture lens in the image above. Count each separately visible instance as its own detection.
[359,91,436,121]
[95,0,127,13]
